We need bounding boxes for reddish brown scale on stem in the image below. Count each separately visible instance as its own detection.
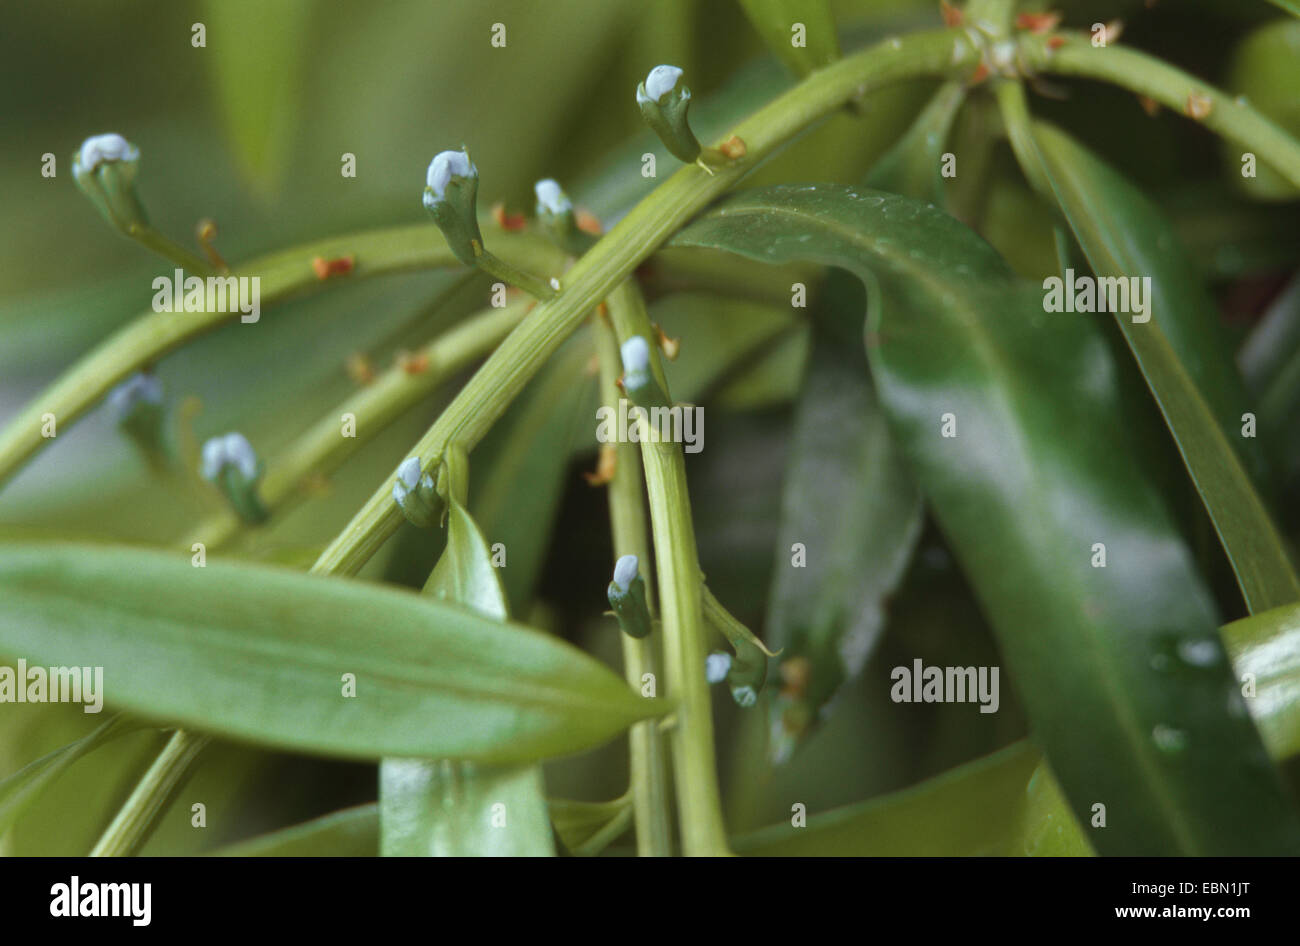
[491,202,527,231]
[1016,12,1061,35]
[312,255,355,280]
[583,443,618,486]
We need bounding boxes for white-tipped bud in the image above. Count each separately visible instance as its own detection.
[222,432,258,480]
[397,456,422,489]
[201,432,259,482]
[106,372,162,423]
[612,554,639,592]
[534,178,571,216]
[640,65,684,104]
[424,149,476,205]
[200,437,225,481]
[705,652,733,684]
[75,133,139,175]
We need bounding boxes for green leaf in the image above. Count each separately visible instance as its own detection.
[0,714,136,837]
[765,270,922,763]
[381,499,555,856]
[1222,602,1300,760]
[201,0,311,194]
[1224,18,1300,199]
[0,543,667,763]
[211,803,379,857]
[733,742,1041,855]
[735,0,840,78]
[549,796,633,856]
[1013,760,1094,857]
[672,184,1300,854]
[469,337,597,613]
[1033,120,1299,614]
[863,80,965,205]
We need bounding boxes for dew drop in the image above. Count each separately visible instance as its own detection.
[1177,638,1220,668]
[1152,724,1189,753]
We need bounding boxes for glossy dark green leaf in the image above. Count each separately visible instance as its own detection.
[765,270,922,763]
[672,184,1300,854]
[1033,121,1299,614]
[382,499,554,856]
[736,0,840,77]
[211,803,379,857]
[0,543,667,763]
[734,742,1041,856]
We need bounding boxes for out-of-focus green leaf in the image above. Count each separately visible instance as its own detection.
[672,184,1300,854]
[0,714,135,837]
[734,742,1040,855]
[211,803,379,857]
[1240,275,1300,477]
[765,271,922,764]
[0,543,667,763]
[863,80,964,204]
[1240,274,1300,395]
[1222,601,1300,760]
[470,337,596,614]
[1223,18,1300,200]
[202,0,311,195]
[1263,0,1300,17]
[1034,121,1299,615]
[736,0,840,77]
[549,795,633,855]
[1013,761,1093,856]
[381,499,554,856]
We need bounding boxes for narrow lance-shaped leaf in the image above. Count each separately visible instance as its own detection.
[0,544,667,764]
[0,714,137,838]
[765,269,922,764]
[211,803,380,857]
[381,498,555,856]
[1032,120,1299,614]
[672,184,1300,855]
[863,80,965,205]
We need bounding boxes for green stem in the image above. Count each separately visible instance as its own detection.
[308,27,978,579]
[184,299,533,551]
[594,312,673,857]
[606,280,729,856]
[475,247,558,301]
[1018,32,1300,190]
[128,224,214,276]
[0,225,557,489]
[89,729,211,857]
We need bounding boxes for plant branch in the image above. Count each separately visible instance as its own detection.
[184,298,534,551]
[1018,32,1300,190]
[606,280,729,856]
[89,729,211,857]
[594,311,674,857]
[308,26,979,579]
[0,225,556,489]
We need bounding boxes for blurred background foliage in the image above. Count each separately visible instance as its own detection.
[1,0,1297,854]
